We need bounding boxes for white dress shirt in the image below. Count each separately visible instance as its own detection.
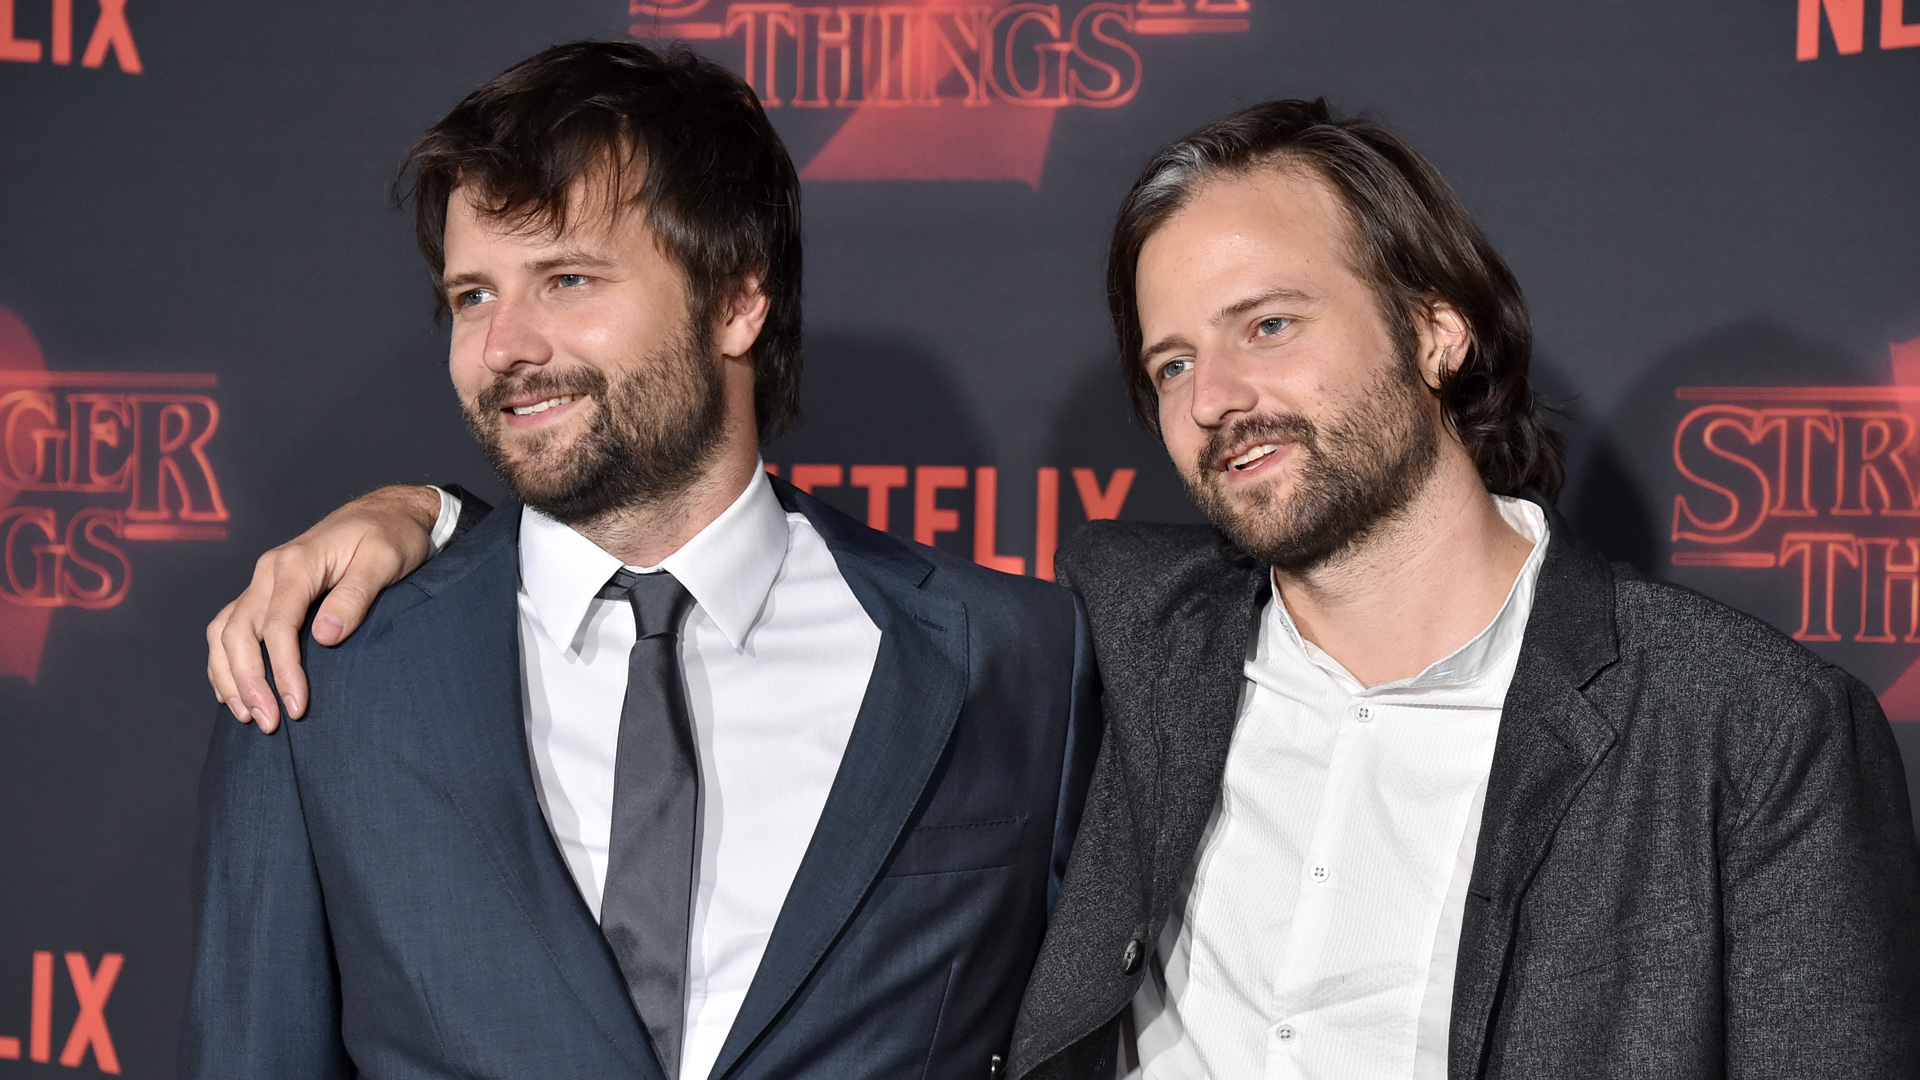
[1127,497,1549,1080]
[511,470,882,1080]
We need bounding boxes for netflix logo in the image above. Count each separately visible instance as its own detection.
[1798,0,1920,58]
[0,0,140,72]
[0,952,122,1074]
[768,463,1134,579]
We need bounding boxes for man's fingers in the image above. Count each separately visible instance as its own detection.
[205,602,248,720]
[312,555,392,648]
[220,607,282,734]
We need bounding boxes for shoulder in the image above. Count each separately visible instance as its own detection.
[1594,572,1878,786]
[1056,519,1253,628]
[1608,573,1834,693]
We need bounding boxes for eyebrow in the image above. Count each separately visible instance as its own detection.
[1138,287,1316,366]
[438,251,619,293]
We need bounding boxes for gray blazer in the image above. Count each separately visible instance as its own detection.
[1010,500,1920,1079]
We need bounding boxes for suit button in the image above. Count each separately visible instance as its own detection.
[1121,938,1143,974]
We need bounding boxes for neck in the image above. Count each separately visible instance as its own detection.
[1273,455,1535,688]
[574,427,762,568]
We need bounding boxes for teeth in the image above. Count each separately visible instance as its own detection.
[511,394,581,416]
[1228,444,1281,470]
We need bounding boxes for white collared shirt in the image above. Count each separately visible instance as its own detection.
[514,469,882,1080]
[1128,496,1550,1080]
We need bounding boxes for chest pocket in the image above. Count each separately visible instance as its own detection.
[883,815,1029,878]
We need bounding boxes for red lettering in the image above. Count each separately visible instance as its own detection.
[29,951,51,1063]
[59,952,121,1074]
[1885,0,1920,47]
[1833,411,1920,515]
[1071,467,1134,521]
[61,508,130,608]
[925,7,991,105]
[990,4,1071,104]
[789,463,843,493]
[1798,0,1865,59]
[0,390,61,488]
[1671,406,1776,543]
[2,506,62,606]
[50,0,68,63]
[79,0,139,74]
[1034,466,1059,581]
[0,0,40,62]
[792,6,866,105]
[914,465,967,546]
[128,395,227,522]
[1780,532,1859,641]
[972,467,1025,574]
[726,4,800,104]
[849,464,907,531]
[1771,409,1837,517]
[1067,4,1139,106]
[1858,537,1920,642]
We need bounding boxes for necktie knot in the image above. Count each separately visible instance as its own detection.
[600,569,696,639]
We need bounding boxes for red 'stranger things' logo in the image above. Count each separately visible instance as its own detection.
[629,0,1251,184]
[0,305,226,685]
[1671,335,1920,719]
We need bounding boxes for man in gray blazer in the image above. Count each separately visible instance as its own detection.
[1006,101,1920,1078]
[209,100,1920,1077]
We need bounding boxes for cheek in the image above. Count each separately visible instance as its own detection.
[1158,412,1206,474]
[447,325,489,400]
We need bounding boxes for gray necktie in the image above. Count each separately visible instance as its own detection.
[596,568,700,1077]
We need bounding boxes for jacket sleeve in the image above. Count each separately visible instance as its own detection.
[1048,592,1104,918]
[1721,666,1920,1078]
[178,710,350,1079]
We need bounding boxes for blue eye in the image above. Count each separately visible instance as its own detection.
[457,289,492,309]
[1257,317,1290,336]
[1158,359,1192,381]
[557,274,590,288]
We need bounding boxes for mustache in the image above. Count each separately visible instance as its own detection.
[474,368,609,415]
[1199,412,1316,471]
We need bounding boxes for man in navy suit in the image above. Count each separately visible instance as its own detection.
[183,41,1097,1079]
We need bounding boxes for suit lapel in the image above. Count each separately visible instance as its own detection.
[707,484,970,1080]
[1449,502,1620,1078]
[388,502,662,1078]
[1144,557,1269,909]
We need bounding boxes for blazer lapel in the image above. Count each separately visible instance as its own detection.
[1143,554,1269,911]
[707,485,970,1080]
[1449,501,1620,1079]
[387,502,662,1078]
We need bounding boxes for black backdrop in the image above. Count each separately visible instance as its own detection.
[2,1,1916,1074]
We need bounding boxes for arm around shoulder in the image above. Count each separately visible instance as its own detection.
[1721,665,1920,1076]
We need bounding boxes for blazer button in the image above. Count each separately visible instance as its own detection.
[1121,938,1143,975]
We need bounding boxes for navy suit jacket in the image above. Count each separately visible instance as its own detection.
[181,481,1101,1079]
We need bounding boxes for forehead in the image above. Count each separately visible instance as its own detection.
[443,174,646,257]
[1136,164,1359,307]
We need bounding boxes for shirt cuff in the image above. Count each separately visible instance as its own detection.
[428,486,462,554]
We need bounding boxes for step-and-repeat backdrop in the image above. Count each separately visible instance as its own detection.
[1,0,1916,1074]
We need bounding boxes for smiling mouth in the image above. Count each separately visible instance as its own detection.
[1225,443,1286,471]
[508,394,582,417]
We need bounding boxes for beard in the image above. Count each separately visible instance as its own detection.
[461,321,728,526]
[1183,350,1441,575]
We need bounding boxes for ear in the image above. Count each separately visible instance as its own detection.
[1415,299,1471,391]
[715,275,771,362]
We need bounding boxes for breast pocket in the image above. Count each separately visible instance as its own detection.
[884,815,1029,878]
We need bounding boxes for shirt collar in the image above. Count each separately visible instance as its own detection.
[1259,495,1551,697]
[518,464,792,652]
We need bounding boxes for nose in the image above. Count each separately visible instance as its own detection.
[482,297,552,374]
[1187,351,1259,431]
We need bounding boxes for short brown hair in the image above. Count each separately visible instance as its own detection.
[401,41,804,438]
[1108,99,1562,497]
